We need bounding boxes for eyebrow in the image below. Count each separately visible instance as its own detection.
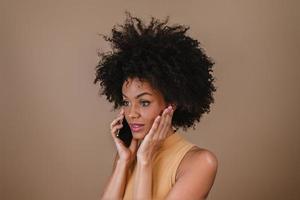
[122,92,153,99]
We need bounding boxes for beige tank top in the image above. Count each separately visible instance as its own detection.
[123,132,195,200]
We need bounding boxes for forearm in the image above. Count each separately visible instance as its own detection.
[101,160,130,200]
[133,161,153,200]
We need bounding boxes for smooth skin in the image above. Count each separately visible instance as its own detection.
[100,78,218,200]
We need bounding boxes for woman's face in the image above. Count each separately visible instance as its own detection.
[121,77,168,140]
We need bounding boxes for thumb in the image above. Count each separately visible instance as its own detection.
[114,137,127,151]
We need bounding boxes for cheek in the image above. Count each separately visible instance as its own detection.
[142,108,163,125]
[143,116,157,133]
[142,111,155,122]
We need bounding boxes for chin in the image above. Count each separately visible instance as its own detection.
[132,130,148,140]
[131,124,151,139]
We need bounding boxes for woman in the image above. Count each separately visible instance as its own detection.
[94,12,218,200]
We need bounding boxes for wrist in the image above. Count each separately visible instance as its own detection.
[137,158,152,167]
[116,159,131,168]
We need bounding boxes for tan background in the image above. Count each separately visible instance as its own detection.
[1,0,299,199]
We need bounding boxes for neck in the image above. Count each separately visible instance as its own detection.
[166,127,175,137]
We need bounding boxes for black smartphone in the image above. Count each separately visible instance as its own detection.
[117,118,132,147]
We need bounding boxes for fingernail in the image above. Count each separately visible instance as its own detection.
[167,106,171,112]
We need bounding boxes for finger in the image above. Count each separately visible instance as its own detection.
[154,107,170,140]
[157,106,174,140]
[157,115,170,140]
[158,116,171,140]
[114,137,127,150]
[110,115,124,129]
[112,128,128,150]
[110,118,122,130]
[111,124,123,138]
[116,109,125,119]
[147,115,161,140]
[153,108,168,140]
[159,109,173,140]
[110,120,123,135]
[119,108,124,116]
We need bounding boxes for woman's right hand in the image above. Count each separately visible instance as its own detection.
[110,109,138,166]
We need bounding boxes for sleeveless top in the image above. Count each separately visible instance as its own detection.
[123,132,196,200]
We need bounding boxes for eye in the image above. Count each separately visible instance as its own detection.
[122,100,129,107]
[140,100,150,107]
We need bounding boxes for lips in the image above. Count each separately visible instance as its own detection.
[129,123,145,132]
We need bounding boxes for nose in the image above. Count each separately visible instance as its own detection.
[128,104,140,119]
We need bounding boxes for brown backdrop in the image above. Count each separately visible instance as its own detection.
[1,0,299,199]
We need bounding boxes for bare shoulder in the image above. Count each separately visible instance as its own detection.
[176,146,218,181]
[167,146,218,199]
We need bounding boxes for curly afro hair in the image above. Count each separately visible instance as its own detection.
[93,11,217,130]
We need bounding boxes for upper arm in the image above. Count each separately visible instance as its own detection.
[165,149,218,200]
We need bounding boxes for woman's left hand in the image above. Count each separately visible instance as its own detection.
[136,105,174,165]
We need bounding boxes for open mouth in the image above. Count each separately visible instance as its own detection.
[129,124,145,132]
